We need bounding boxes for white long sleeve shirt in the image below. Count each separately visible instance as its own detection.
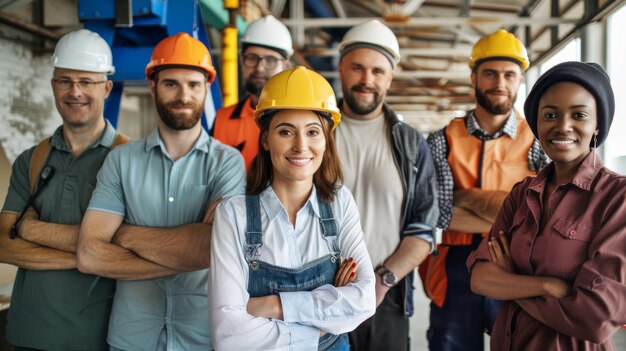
[210,185,376,351]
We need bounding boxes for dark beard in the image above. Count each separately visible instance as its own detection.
[475,87,515,115]
[155,91,203,130]
[245,79,264,97]
[342,83,383,116]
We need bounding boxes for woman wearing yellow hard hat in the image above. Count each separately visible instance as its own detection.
[209,66,376,350]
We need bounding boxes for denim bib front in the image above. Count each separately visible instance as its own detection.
[244,193,349,351]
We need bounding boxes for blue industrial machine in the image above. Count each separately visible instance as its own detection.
[78,0,222,131]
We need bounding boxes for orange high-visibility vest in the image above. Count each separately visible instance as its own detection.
[213,96,259,171]
[424,112,537,308]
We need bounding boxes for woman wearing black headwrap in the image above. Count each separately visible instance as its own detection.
[467,61,626,350]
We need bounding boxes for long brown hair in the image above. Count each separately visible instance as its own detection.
[246,110,343,202]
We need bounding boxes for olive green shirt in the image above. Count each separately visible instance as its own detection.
[2,121,118,350]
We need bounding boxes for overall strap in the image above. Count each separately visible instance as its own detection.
[244,194,263,264]
[316,192,340,254]
[28,138,52,194]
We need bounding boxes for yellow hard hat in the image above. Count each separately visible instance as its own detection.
[254,66,341,130]
[469,29,529,71]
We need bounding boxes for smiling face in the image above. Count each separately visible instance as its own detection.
[262,109,326,188]
[150,68,209,131]
[52,68,112,129]
[472,60,523,115]
[537,81,599,168]
[338,48,394,120]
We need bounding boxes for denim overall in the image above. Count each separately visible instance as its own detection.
[245,193,350,351]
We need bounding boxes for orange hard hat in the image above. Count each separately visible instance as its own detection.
[145,32,216,82]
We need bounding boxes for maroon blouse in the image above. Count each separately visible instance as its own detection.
[468,152,626,350]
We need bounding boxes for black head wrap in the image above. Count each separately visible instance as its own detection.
[524,61,614,146]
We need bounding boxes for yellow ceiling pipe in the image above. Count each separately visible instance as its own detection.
[221,0,239,107]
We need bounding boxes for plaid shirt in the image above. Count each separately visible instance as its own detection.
[426,110,548,229]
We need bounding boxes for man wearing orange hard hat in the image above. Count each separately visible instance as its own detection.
[77,33,245,351]
[422,29,548,350]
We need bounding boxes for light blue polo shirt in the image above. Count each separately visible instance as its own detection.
[88,127,245,351]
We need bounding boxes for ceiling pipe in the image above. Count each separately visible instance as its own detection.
[280,16,579,28]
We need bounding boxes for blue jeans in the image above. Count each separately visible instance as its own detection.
[427,242,501,351]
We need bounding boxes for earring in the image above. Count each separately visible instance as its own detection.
[593,134,598,167]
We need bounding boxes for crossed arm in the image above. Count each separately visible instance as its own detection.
[210,192,375,350]
[448,189,508,233]
[76,202,219,281]
[470,231,571,301]
[471,226,626,343]
[1,202,214,278]
[0,211,76,270]
[77,210,183,280]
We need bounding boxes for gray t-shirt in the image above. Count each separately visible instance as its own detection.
[336,114,404,266]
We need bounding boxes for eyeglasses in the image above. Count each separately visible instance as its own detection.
[242,54,284,69]
[52,79,107,91]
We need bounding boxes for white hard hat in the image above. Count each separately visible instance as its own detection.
[338,20,400,66]
[240,15,294,58]
[52,29,115,75]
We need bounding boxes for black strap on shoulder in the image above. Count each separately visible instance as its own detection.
[229,96,250,120]
[28,137,52,194]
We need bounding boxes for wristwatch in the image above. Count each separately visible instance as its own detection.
[375,264,398,287]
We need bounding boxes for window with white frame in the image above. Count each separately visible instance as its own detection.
[519,38,581,117]
[606,4,626,174]
[540,38,581,74]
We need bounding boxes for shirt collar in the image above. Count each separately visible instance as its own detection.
[50,119,118,151]
[466,110,518,139]
[529,151,603,193]
[260,185,320,222]
[145,126,210,155]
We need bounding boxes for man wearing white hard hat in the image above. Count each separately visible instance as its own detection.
[212,15,293,171]
[0,29,126,350]
[335,20,439,351]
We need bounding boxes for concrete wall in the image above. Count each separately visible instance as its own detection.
[0,32,61,288]
[0,146,17,288]
[0,36,61,163]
